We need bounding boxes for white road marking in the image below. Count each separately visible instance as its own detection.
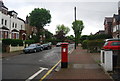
[25,67,48,81]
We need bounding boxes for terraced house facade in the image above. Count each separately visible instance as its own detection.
[0,0,26,40]
[104,1,120,38]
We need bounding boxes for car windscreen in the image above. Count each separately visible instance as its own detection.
[104,42,108,46]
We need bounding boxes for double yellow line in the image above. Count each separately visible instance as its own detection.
[40,60,61,81]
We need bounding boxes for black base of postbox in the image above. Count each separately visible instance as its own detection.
[61,62,68,68]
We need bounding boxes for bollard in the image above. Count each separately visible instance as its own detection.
[61,43,69,68]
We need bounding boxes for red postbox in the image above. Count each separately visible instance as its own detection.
[61,43,69,68]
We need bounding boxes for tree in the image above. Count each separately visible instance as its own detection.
[29,8,51,42]
[80,35,89,43]
[55,30,65,42]
[55,24,70,42]
[72,20,84,46]
[29,8,51,30]
[56,24,70,35]
[66,35,75,41]
[44,29,53,42]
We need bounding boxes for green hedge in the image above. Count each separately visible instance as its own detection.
[88,34,112,40]
[24,40,35,45]
[2,39,12,45]
[81,39,105,53]
[2,39,23,46]
[81,40,89,49]
[87,39,105,52]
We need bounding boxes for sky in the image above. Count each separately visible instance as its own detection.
[3,0,120,36]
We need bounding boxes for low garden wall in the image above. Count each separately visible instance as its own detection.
[2,39,34,53]
[9,45,25,52]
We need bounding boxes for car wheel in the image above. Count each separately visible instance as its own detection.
[40,48,42,51]
[34,49,37,53]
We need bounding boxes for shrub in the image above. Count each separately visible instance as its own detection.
[87,39,105,53]
[24,40,35,45]
[2,39,23,46]
[2,39,12,45]
[88,34,112,40]
[81,40,89,49]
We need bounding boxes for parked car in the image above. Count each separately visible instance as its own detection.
[47,42,52,49]
[42,43,49,50]
[103,38,120,50]
[56,42,62,47]
[23,44,43,54]
[42,42,52,50]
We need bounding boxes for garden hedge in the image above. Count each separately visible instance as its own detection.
[2,39,23,46]
[24,40,35,45]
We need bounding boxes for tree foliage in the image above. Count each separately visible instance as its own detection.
[55,31,65,42]
[29,8,51,42]
[29,8,51,30]
[66,35,75,41]
[72,20,84,45]
[56,24,70,35]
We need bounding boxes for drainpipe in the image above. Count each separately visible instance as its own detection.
[9,16,11,39]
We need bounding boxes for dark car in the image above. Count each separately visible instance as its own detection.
[23,44,43,54]
[42,43,49,50]
[42,42,52,50]
[103,38,120,50]
[47,42,52,49]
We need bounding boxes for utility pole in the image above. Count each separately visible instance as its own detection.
[74,7,77,49]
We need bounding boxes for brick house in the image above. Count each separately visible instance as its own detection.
[25,16,37,39]
[112,14,120,38]
[104,17,113,36]
[112,1,120,38]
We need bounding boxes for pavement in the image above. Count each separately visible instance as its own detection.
[0,51,23,58]
[45,45,113,81]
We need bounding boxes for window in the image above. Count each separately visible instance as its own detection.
[111,42,120,46]
[21,25,23,29]
[1,19,4,25]
[12,23,14,28]
[0,31,2,39]
[5,20,7,26]
[17,33,19,39]
[104,42,108,46]
[15,23,17,28]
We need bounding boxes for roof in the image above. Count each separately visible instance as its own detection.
[0,26,9,30]
[2,5,8,10]
[105,38,120,41]
[104,17,113,25]
[113,14,120,22]
[0,0,8,10]
[8,10,18,16]
[18,17,25,23]
[11,29,19,32]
